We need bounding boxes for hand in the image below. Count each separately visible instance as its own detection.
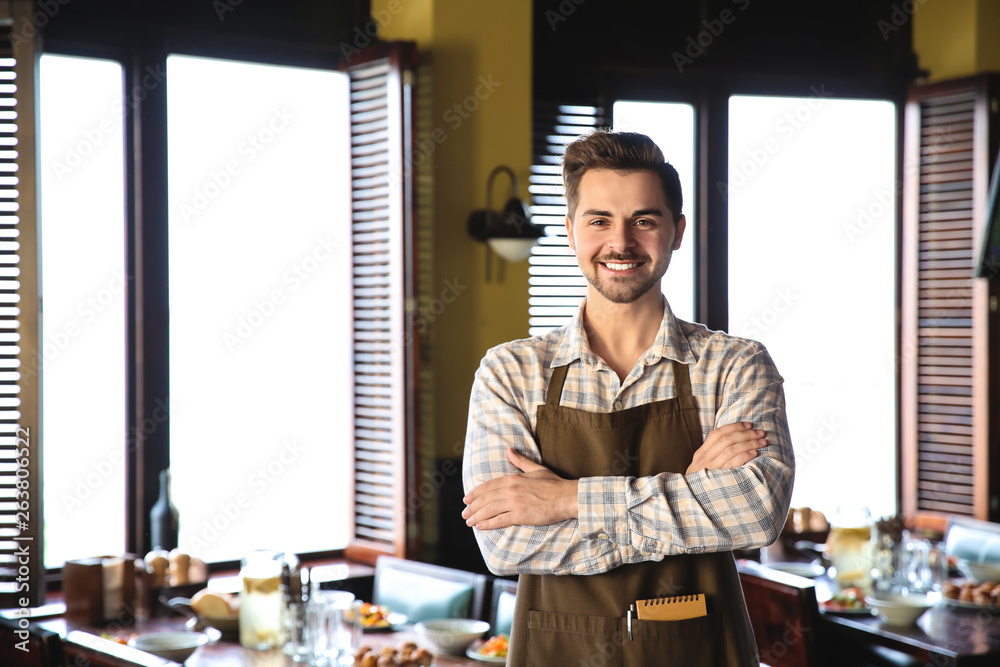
[686,422,765,475]
[462,448,578,530]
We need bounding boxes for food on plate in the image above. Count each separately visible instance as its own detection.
[191,589,239,618]
[478,634,509,658]
[820,586,868,611]
[353,640,433,666]
[942,579,1000,607]
[169,549,192,585]
[354,602,394,629]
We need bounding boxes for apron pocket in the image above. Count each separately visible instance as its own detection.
[621,613,722,666]
[526,609,624,667]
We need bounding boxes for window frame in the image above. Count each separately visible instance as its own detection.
[23,13,419,585]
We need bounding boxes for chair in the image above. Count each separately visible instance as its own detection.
[372,556,487,623]
[738,562,821,667]
[487,577,517,637]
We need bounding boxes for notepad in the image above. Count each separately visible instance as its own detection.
[635,593,707,621]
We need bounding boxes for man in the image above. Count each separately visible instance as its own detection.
[462,130,794,666]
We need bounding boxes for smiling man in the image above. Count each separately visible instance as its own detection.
[462,130,794,666]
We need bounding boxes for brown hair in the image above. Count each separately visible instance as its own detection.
[562,130,683,222]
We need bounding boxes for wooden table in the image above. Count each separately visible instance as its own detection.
[37,616,493,667]
[809,571,1000,666]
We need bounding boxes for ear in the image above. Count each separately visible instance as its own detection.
[672,215,687,250]
[565,214,576,251]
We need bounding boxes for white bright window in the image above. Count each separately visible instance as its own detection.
[167,55,352,561]
[727,95,897,519]
[39,54,127,567]
[613,101,696,321]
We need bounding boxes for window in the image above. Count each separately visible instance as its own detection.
[39,54,127,568]
[1,6,420,596]
[166,55,352,562]
[530,92,899,519]
[727,95,897,518]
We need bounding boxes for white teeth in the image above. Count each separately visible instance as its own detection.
[605,262,638,271]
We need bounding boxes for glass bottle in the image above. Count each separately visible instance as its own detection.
[827,505,874,593]
[240,549,286,650]
[149,469,179,551]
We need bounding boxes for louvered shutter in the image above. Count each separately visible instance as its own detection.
[0,0,42,608]
[342,43,419,564]
[528,102,606,336]
[901,76,997,521]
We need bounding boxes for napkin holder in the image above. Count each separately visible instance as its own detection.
[63,555,138,626]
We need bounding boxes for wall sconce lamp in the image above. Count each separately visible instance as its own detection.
[467,165,545,281]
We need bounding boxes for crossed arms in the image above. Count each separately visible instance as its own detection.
[461,346,795,577]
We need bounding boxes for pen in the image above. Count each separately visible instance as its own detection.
[627,603,634,640]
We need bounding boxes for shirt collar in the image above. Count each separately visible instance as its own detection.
[550,296,697,369]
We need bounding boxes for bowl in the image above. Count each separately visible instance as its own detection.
[128,631,209,663]
[413,618,490,654]
[957,560,1000,584]
[866,593,935,626]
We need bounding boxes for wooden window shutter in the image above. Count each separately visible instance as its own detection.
[527,101,605,336]
[342,42,419,564]
[0,0,42,608]
[901,75,999,523]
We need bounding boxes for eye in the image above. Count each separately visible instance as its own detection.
[634,218,655,227]
[588,218,609,227]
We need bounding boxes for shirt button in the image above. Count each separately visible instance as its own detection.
[613,399,623,411]
[598,533,609,540]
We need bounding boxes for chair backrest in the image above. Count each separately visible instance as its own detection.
[738,563,820,667]
[487,577,517,638]
[373,556,487,623]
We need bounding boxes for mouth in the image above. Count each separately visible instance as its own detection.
[599,260,644,273]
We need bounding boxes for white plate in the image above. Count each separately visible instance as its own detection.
[940,596,1000,612]
[466,646,506,663]
[819,601,873,616]
[762,562,826,578]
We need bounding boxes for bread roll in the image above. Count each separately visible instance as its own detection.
[191,589,236,619]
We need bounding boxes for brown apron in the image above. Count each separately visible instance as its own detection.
[507,360,759,667]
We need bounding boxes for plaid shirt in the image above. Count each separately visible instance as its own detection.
[463,299,795,576]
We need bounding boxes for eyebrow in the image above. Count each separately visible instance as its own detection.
[580,208,666,218]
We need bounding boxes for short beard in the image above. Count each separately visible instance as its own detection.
[585,252,670,304]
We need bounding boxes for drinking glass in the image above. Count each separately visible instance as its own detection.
[239,549,286,650]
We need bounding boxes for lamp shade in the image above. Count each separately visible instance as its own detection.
[487,237,538,263]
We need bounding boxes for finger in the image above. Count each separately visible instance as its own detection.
[507,448,545,472]
[710,437,765,469]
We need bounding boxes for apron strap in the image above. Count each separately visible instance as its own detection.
[670,358,694,397]
[545,364,570,406]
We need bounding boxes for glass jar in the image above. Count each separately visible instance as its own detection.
[827,506,874,592]
[240,549,286,650]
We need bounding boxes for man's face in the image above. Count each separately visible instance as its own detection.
[566,169,686,305]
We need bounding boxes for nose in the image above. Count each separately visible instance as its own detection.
[607,222,636,253]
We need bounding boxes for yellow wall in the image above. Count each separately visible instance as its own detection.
[914,0,1000,79]
[374,0,532,554]
[377,0,533,458]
